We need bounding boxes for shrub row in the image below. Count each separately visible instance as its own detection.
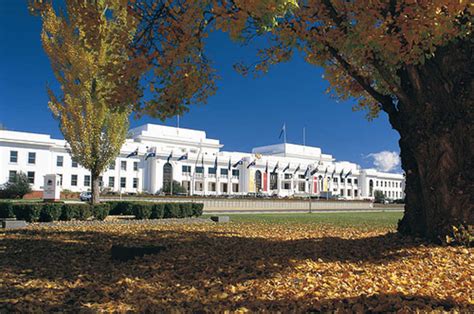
[107,201,203,219]
[0,202,109,223]
[0,201,204,222]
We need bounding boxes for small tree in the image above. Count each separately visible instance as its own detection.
[0,172,32,199]
[374,190,386,204]
[34,1,146,204]
[161,181,188,196]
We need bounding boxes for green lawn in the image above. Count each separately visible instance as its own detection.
[203,211,403,229]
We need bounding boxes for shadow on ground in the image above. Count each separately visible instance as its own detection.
[0,227,470,311]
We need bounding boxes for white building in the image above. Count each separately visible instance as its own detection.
[0,124,405,200]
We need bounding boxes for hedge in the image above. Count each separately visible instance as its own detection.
[0,201,203,222]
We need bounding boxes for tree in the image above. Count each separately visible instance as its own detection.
[34,1,146,204]
[161,180,188,196]
[135,1,472,242]
[374,190,386,204]
[0,172,32,199]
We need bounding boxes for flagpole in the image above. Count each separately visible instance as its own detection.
[284,123,287,144]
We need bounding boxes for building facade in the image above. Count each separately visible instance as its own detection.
[0,124,405,200]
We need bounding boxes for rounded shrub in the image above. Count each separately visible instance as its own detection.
[151,203,165,219]
[164,203,181,218]
[132,203,153,220]
[0,202,15,218]
[12,203,42,222]
[91,203,110,220]
[192,203,204,217]
[39,203,63,222]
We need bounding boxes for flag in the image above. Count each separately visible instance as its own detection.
[167,151,173,163]
[233,159,243,168]
[247,160,256,169]
[344,169,352,178]
[177,153,188,161]
[283,163,290,172]
[272,161,279,173]
[304,165,310,177]
[145,151,156,160]
[126,148,138,158]
[279,123,286,139]
[331,168,336,178]
[310,165,319,176]
[228,157,232,171]
[214,157,218,170]
[339,169,344,179]
[324,166,328,177]
[294,164,301,174]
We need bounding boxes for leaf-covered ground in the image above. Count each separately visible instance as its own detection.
[0,215,472,312]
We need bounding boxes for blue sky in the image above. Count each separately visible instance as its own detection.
[0,2,401,172]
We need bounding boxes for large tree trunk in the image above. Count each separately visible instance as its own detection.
[395,37,474,242]
[91,172,101,205]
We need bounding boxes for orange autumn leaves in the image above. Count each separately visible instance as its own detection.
[1,221,473,312]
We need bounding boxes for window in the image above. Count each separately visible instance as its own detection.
[354,179,358,185]
[57,156,64,167]
[133,162,138,171]
[208,167,216,175]
[133,178,139,188]
[182,181,191,192]
[220,168,228,176]
[208,182,216,192]
[232,183,239,193]
[298,174,305,179]
[284,174,292,180]
[232,169,239,177]
[72,160,78,168]
[121,161,127,171]
[221,182,228,193]
[71,174,78,186]
[28,152,36,164]
[333,177,338,183]
[58,174,63,186]
[347,189,352,196]
[376,180,378,187]
[99,176,103,187]
[347,178,352,184]
[9,170,17,182]
[298,182,305,192]
[195,181,203,191]
[10,151,18,163]
[354,190,358,197]
[384,181,387,187]
[283,182,291,189]
[340,189,344,196]
[108,176,115,188]
[84,175,91,187]
[340,178,345,183]
[109,162,115,170]
[195,166,204,174]
[182,165,191,174]
[120,177,126,188]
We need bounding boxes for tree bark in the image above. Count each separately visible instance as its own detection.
[395,37,474,241]
[91,172,101,205]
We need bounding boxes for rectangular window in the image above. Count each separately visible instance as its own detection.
[232,169,239,177]
[347,189,352,196]
[28,171,35,184]
[376,181,378,187]
[28,152,36,164]
[232,183,239,193]
[220,168,228,175]
[108,176,115,188]
[133,162,138,171]
[195,181,203,191]
[333,177,338,183]
[283,182,291,190]
[182,165,191,174]
[221,183,228,193]
[9,170,17,182]
[133,178,138,188]
[298,174,305,179]
[57,156,64,167]
[120,177,126,188]
[354,179,358,185]
[384,181,387,187]
[71,174,78,186]
[84,175,91,187]
[121,161,127,171]
[10,151,18,163]
[208,167,216,175]
[284,174,292,180]
[195,166,204,174]
[58,174,63,186]
[354,190,358,197]
[208,182,216,191]
[182,181,191,192]
[72,160,78,168]
[99,176,103,187]
[109,162,115,170]
[347,178,352,184]
[298,182,305,192]
[340,178,345,183]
